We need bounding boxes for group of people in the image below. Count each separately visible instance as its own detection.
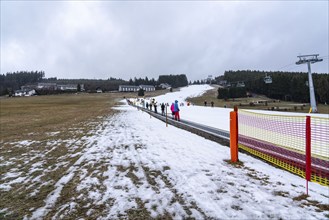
[145,98,157,112]
[204,100,215,107]
[145,98,180,121]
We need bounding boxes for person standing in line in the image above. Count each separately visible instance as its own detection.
[174,100,180,121]
[154,100,158,113]
[161,103,165,116]
[170,103,175,119]
[204,100,207,106]
[149,99,153,111]
[146,102,149,109]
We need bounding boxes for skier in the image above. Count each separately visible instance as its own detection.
[161,103,165,116]
[170,103,175,119]
[154,100,158,113]
[174,100,180,121]
[149,99,153,111]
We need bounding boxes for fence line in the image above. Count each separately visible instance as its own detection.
[230,109,329,187]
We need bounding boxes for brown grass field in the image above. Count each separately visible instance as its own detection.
[0,90,169,143]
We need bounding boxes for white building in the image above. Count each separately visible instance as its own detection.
[159,83,171,89]
[119,85,155,92]
[14,89,36,97]
[37,83,57,90]
[119,85,140,92]
[139,85,155,92]
[57,84,77,91]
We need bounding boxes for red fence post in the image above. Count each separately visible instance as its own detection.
[230,107,239,162]
[305,116,311,195]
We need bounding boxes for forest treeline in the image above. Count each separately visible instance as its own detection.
[2,70,328,103]
[158,74,189,88]
[0,71,189,96]
[216,70,329,104]
[0,71,45,95]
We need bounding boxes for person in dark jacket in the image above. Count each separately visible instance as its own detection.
[161,103,165,116]
[174,100,180,121]
[154,101,158,113]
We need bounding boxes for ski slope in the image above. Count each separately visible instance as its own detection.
[2,85,328,219]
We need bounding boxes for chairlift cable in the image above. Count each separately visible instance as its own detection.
[223,57,326,86]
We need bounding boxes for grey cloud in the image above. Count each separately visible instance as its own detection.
[1,1,328,81]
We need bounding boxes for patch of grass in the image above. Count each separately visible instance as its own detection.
[293,194,309,201]
[217,188,228,193]
[295,195,329,212]
[141,165,207,218]
[142,166,162,186]
[0,181,55,220]
[224,159,244,168]
[126,169,142,186]
[125,198,151,219]
[273,190,290,197]
[231,205,243,211]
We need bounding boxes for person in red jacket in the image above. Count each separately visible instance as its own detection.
[174,100,180,121]
[170,103,175,119]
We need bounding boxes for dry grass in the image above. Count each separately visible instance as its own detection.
[0,90,168,143]
[1,93,112,143]
[186,85,329,114]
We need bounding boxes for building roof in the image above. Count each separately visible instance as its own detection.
[139,85,155,88]
[119,85,139,88]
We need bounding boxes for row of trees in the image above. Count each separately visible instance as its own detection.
[216,70,329,103]
[158,74,188,88]
[127,77,157,87]
[217,87,247,100]
[0,71,189,96]
[0,71,45,95]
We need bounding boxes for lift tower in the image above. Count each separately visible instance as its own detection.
[296,54,323,113]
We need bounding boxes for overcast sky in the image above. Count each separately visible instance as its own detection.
[1,1,328,81]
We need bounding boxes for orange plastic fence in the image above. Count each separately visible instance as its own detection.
[230,109,329,186]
